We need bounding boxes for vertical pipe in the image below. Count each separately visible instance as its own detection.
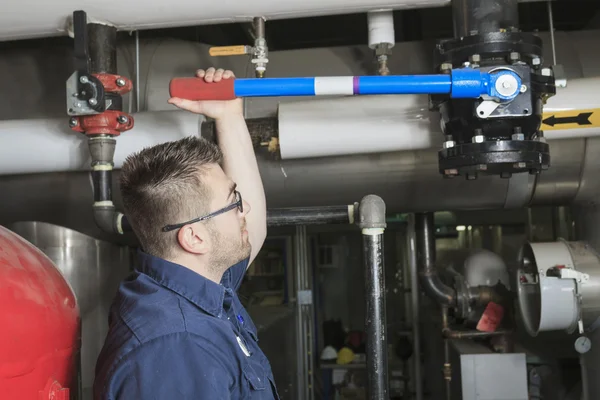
[253,17,265,40]
[358,195,388,399]
[363,233,388,399]
[415,213,456,306]
[407,215,423,400]
[581,354,590,400]
[442,307,452,400]
[88,23,118,74]
[547,1,557,65]
[294,226,306,400]
[135,30,140,112]
[452,0,519,38]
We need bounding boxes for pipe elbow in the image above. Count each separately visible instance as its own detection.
[419,271,456,306]
[93,206,129,235]
[358,195,386,230]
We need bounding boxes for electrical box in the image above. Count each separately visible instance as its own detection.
[450,340,528,400]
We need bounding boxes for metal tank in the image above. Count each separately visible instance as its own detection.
[0,225,80,399]
[9,221,133,400]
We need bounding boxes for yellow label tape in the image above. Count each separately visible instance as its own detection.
[541,108,600,131]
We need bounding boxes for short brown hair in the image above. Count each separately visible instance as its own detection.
[120,136,223,258]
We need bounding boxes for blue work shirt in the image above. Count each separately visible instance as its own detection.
[93,250,279,399]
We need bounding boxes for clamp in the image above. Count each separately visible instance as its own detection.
[66,10,134,137]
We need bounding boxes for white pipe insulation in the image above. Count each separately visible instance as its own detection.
[278,94,442,159]
[0,0,448,42]
[1,78,599,175]
[277,77,600,160]
[0,111,203,175]
[367,10,395,49]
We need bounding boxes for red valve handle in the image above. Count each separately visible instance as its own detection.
[169,77,236,101]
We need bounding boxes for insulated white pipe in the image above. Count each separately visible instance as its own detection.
[277,77,600,160]
[367,10,395,48]
[0,111,202,175]
[0,0,448,42]
[1,79,598,175]
[543,77,600,140]
[278,94,441,159]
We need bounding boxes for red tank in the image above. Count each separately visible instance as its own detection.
[0,225,80,399]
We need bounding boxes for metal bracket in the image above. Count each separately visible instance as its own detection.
[476,100,500,119]
[66,72,106,116]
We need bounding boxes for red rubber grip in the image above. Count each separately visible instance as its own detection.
[169,77,236,101]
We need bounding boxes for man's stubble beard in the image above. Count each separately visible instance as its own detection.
[207,223,252,276]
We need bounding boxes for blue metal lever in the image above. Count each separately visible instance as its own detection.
[170,68,522,101]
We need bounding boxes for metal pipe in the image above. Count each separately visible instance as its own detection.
[442,329,509,339]
[415,213,456,306]
[442,307,452,400]
[87,22,131,234]
[135,30,140,112]
[407,215,423,400]
[547,1,557,65]
[88,23,117,73]
[267,204,356,227]
[452,0,519,37]
[169,70,497,100]
[358,195,389,400]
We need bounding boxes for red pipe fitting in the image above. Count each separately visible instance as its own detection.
[71,110,134,136]
[70,73,135,136]
[93,73,133,95]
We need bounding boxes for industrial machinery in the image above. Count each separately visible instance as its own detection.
[0,0,599,400]
[168,0,557,181]
[431,0,556,179]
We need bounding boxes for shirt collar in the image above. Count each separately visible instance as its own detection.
[136,250,226,317]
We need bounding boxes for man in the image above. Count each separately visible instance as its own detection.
[93,68,278,399]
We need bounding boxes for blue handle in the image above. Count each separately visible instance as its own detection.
[231,68,518,100]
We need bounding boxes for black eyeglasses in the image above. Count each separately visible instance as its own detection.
[162,190,243,232]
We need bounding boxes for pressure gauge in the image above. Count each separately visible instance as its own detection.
[575,336,592,354]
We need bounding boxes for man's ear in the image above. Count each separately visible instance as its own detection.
[177,223,210,255]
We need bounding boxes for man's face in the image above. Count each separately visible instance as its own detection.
[202,165,251,268]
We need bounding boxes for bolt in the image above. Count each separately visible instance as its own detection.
[541,68,553,77]
[74,101,82,108]
[514,162,527,169]
[69,118,78,127]
[116,78,126,87]
[509,52,520,62]
[520,84,527,93]
[444,169,458,176]
[532,57,541,66]
[512,133,525,141]
[472,135,485,143]
[469,54,481,64]
[79,75,89,84]
[502,81,511,89]
[443,140,455,149]
[117,115,129,124]
[88,98,98,106]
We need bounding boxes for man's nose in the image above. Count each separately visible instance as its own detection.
[242,200,251,215]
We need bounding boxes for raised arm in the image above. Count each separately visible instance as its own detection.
[168,68,267,264]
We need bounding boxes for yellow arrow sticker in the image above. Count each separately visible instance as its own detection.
[209,45,250,57]
[541,108,600,131]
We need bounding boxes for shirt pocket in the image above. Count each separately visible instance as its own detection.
[243,360,267,391]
